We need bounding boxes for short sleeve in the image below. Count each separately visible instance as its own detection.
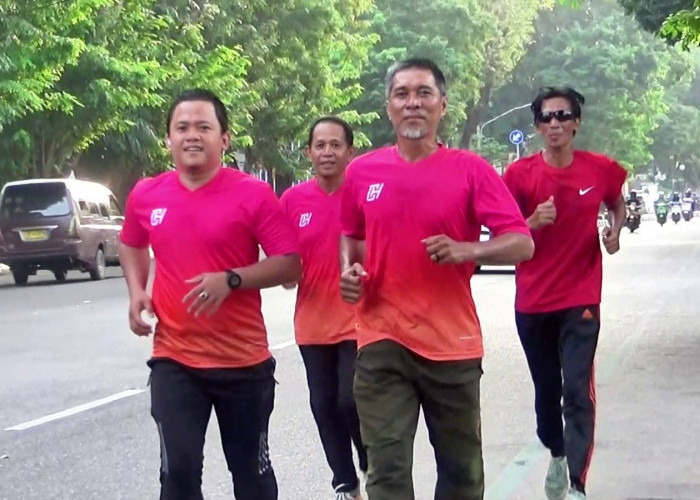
[502,163,527,217]
[340,164,366,239]
[119,180,150,248]
[602,159,627,208]
[471,158,531,238]
[254,184,299,256]
[279,188,291,216]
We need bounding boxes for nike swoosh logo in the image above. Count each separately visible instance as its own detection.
[579,186,595,196]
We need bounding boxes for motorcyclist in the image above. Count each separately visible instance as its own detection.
[626,190,642,211]
[684,189,695,212]
[654,192,668,215]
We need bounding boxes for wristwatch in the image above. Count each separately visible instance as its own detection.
[226,269,242,289]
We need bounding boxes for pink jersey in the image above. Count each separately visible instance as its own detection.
[503,150,627,313]
[120,168,299,368]
[341,145,530,361]
[280,178,355,345]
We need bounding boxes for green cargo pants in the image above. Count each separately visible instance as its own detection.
[353,339,484,500]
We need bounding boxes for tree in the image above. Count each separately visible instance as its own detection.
[353,0,552,151]
[649,55,700,189]
[617,0,693,34]
[560,0,700,48]
[0,0,250,190]
[491,0,690,171]
[198,0,378,190]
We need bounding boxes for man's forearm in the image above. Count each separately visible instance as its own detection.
[236,253,301,289]
[118,242,151,298]
[340,235,366,272]
[609,195,626,232]
[472,232,534,265]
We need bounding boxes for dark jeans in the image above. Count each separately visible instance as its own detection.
[149,357,278,500]
[299,341,367,494]
[516,305,600,493]
[353,340,484,500]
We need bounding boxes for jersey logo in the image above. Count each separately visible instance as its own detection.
[366,183,384,202]
[579,186,595,196]
[150,208,167,226]
[299,213,312,227]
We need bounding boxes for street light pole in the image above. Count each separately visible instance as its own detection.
[476,102,531,150]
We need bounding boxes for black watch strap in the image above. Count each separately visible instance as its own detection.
[226,270,242,289]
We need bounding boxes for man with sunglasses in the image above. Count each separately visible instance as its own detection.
[503,87,627,500]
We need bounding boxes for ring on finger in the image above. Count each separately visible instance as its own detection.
[199,291,209,300]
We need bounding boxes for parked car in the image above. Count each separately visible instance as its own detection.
[0,178,124,285]
[475,226,515,273]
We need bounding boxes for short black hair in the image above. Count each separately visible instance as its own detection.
[531,86,585,122]
[307,116,354,147]
[385,58,447,98]
[166,89,229,133]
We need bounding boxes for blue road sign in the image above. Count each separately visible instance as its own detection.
[509,129,524,145]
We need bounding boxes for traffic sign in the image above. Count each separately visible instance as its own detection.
[509,129,524,145]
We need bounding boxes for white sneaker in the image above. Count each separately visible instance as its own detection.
[334,484,362,500]
[566,488,586,499]
[544,456,568,500]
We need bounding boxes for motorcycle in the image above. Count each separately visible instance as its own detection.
[656,203,668,226]
[682,200,693,222]
[625,204,641,233]
[671,202,682,224]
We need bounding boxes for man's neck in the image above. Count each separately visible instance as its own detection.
[543,147,574,168]
[178,164,222,191]
[317,174,344,194]
[396,136,439,163]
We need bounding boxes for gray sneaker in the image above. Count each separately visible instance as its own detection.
[566,488,586,499]
[544,456,568,500]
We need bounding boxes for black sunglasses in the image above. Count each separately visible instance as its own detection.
[536,110,577,124]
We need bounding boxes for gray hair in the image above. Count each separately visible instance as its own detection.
[384,58,448,99]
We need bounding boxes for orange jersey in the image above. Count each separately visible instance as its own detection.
[280,179,355,345]
[120,168,299,368]
[341,145,530,361]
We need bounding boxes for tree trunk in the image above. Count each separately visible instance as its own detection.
[459,77,494,150]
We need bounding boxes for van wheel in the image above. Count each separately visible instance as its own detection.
[89,248,106,281]
[12,267,29,286]
[54,270,67,282]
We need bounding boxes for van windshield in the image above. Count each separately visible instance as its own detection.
[0,183,70,219]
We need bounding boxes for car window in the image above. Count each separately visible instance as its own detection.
[0,183,70,219]
[78,200,90,217]
[109,195,123,217]
[88,202,101,217]
[99,203,110,218]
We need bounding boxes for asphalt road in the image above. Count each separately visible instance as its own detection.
[0,218,698,500]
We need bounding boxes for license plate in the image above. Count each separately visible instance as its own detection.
[20,230,48,242]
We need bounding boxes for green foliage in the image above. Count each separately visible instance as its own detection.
[492,0,688,171]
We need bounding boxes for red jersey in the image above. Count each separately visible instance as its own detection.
[341,145,530,361]
[503,150,627,313]
[120,168,299,368]
[280,178,355,345]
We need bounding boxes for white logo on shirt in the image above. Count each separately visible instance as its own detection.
[366,183,384,202]
[299,213,312,227]
[579,186,595,196]
[150,208,167,226]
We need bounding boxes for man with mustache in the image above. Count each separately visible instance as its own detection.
[503,87,627,500]
[339,58,534,500]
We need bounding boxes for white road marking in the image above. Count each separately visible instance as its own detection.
[270,339,296,351]
[5,389,145,431]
